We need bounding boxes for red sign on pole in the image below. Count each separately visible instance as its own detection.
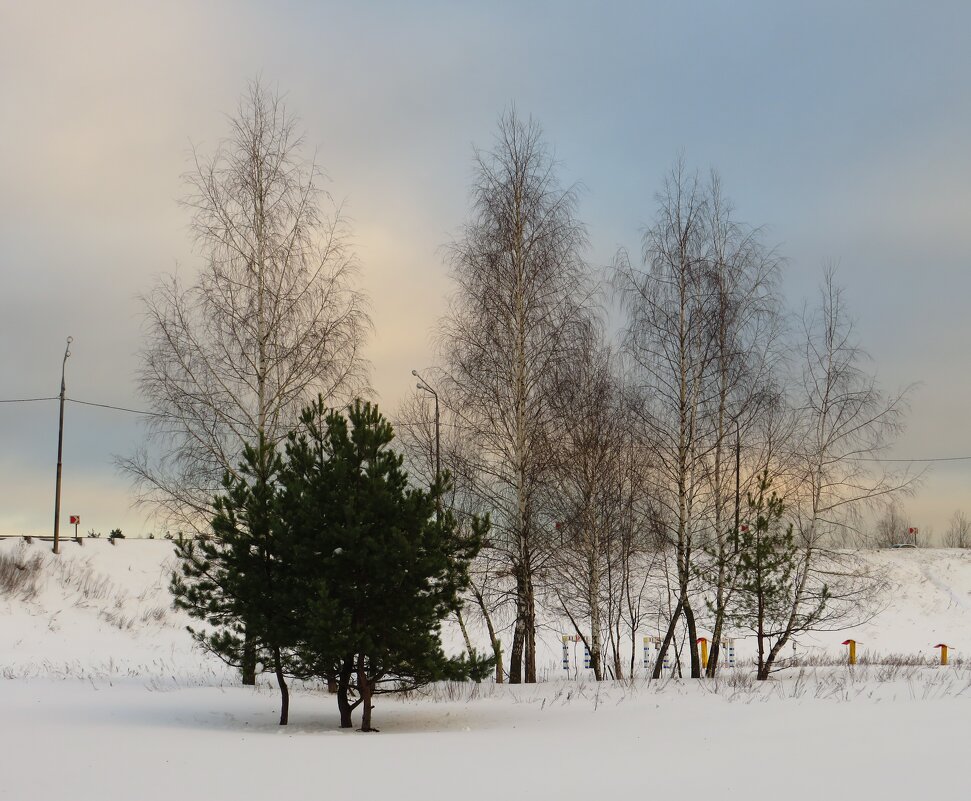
[69,515,80,525]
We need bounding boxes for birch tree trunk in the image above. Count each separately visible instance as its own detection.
[437,110,593,684]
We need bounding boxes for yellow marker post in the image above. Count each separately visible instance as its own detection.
[841,639,858,665]
[697,637,709,671]
[935,644,949,666]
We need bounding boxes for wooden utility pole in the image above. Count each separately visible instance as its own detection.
[53,336,72,555]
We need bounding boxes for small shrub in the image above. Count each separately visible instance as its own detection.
[0,549,44,600]
[140,606,167,624]
[725,669,756,692]
[51,559,116,602]
[100,609,135,630]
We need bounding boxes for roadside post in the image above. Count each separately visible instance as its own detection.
[697,637,709,671]
[841,639,859,666]
[726,639,736,668]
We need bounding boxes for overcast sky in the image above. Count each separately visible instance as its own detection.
[2,1,970,539]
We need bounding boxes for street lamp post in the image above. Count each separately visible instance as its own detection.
[733,417,741,554]
[53,336,73,555]
[412,370,440,519]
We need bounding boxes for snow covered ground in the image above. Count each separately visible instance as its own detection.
[1,538,969,800]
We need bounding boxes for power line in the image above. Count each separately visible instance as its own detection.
[848,455,971,464]
[0,397,58,403]
[5,394,971,463]
[0,395,160,416]
[66,398,162,417]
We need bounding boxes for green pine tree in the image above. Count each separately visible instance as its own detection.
[171,437,302,724]
[727,471,814,680]
[280,398,492,731]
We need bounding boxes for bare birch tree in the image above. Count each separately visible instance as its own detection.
[616,165,797,678]
[943,511,971,548]
[793,269,914,545]
[540,334,665,680]
[545,334,629,680]
[125,81,369,528]
[694,174,786,676]
[123,82,370,682]
[869,502,911,548]
[437,109,593,683]
[614,162,718,679]
[742,268,912,677]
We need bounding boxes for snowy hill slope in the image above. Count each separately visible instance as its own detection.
[2,537,970,681]
[840,548,971,656]
[0,538,225,683]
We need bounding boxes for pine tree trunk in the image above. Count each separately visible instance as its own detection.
[337,655,355,728]
[337,693,353,728]
[273,646,289,726]
[241,632,257,686]
[358,653,375,732]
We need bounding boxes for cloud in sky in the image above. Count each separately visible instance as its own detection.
[2,1,969,537]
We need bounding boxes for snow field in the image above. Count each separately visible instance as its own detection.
[1,538,969,800]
